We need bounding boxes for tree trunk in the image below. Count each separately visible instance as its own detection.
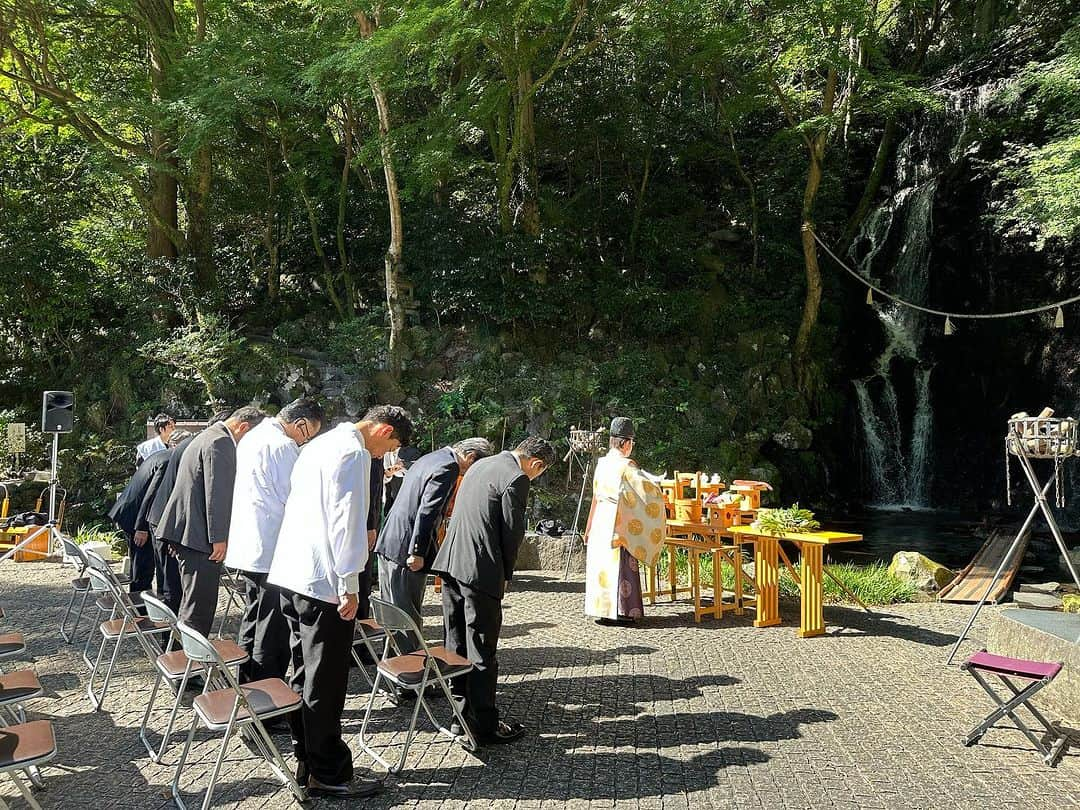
[187,146,216,295]
[793,63,839,392]
[517,67,540,237]
[842,117,897,248]
[357,9,407,380]
[141,0,179,260]
[794,140,827,390]
[185,0,215,296]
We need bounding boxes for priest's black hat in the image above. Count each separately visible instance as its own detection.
[610,417,635,439]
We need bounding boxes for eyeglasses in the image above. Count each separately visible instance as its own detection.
[293,419,313,446]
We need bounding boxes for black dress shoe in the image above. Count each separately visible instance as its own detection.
[307,776,382,798]
[477,720,526,746]
[295,761,309,788]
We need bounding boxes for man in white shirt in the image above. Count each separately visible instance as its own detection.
[135,413,175,467]
[268,404,413,799]
[226,398,324,683]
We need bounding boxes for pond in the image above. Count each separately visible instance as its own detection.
[820,506,1078,582]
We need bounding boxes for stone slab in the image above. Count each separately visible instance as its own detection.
[988,608,1080,726]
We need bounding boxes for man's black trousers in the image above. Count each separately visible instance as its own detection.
[237,570,290,682]
[175,545,220,637]
[280,588,355,786]
[440,574,503,738]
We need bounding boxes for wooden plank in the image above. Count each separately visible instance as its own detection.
[938,529,1028,604]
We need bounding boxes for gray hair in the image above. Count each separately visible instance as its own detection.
[167,429,193,448]
[453,437,495,461]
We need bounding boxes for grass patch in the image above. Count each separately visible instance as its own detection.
[654,551,916,606]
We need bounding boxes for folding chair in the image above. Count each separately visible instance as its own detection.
[350,618,389,691]
[78,547,129,669]
[215,567,247,640]
[961,651,1069,766]
[57,534,92,644]
[358,597,477,772]
[84,559,171,711]
[138,592,248,764]
[0,720,57,810]
[170,619,306,810]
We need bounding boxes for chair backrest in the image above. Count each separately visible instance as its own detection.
[141,591,178,626]
[174,620,224,666]
[86,564,162,659]
[370,597,429,658]
[61,534,89,571]
[82,547,115,575]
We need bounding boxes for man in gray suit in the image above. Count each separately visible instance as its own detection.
[375,437,494,654]
[157,406,264,635]
[431,435,555,746]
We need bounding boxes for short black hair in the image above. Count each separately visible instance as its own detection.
[228,406,265,427]
[453,437,495,460]
[515,436,556,468]
[209,407,234,424]
[279,398,325,426]
[153,413,174,434]
[363,405,414,446]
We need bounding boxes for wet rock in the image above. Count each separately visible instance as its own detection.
[1018,582,1061,594]
[772,418,813,451]
[1012,592,1063,610]
[887,551,956,592]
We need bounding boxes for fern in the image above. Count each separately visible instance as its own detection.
[752,504,820,535]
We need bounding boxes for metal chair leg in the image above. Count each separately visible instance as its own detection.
[9,771,41,810]
[139,670,166,760]
[89,625,127,711]
[171,714,199,810]
[358,670,394,771]
[199,707,239,810]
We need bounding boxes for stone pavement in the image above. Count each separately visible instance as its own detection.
[0,560,1076,810]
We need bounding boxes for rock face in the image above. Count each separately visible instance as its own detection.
[887,551,955,592]
[519,531,585,574]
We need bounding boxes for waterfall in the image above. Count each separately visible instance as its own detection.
[851,136,939,507]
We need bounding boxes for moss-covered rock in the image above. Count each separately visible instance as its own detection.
[887,552,956,592]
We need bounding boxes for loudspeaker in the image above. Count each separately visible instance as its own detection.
[41,391,75,433]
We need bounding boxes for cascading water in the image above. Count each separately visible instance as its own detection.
[851,79,1006,507]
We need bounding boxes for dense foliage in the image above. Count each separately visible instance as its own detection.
[1,1,1078,524]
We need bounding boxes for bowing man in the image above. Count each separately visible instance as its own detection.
[267,405,413,799]
[156,406,264,636]
[431,435,554,747]
[225,398,324,682]
[109,429,192,595]
[375,437,494,652]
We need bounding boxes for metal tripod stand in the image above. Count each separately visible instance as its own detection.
[946,417,1080,664]
[561,427,605,580]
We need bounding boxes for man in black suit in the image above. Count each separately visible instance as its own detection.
[157,406,264,635]
[431,435,555,746]
[109,429,192,594]
[382,445,421,515]
[146,410,232,612]
[376,438,494,652]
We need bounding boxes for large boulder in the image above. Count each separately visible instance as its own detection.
[887,551,956,592]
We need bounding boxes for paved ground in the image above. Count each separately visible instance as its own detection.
[0,560,1076,810]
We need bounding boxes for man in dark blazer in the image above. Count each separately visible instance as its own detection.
[431,435,555,746]
[156,406,264,635]
[109,429,192,595]
[375,438,494,652]
[382,445,421,515]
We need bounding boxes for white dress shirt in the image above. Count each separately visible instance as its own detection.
[224,419,300,574]
[136,435,166,464]
[268,423,370,604]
